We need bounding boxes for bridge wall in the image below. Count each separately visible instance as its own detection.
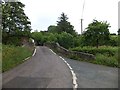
[44,42,95,60]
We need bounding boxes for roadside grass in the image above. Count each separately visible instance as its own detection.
[69,46,119,67]
[2,45,34,72]
[0,43,2,72]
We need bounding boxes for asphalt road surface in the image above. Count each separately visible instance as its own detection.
[2,46,73,88]
[2,46,118,88]
[65,58,118,88]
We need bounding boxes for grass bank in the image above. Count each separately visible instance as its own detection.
[69,46,119,67]
[2,45,34,72]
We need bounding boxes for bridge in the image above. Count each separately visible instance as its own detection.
[2,46,118,89]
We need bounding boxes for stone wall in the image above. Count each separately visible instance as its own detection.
[44,42,95,60]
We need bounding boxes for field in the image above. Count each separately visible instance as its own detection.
[2,45,34,72]
[70,46,119,67]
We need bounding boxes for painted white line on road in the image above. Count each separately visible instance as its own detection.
[63,60,67,63]
[59,56,64,60]
[67,64,73,70]
[59,56,78,89]
[49,49,57,55]
[32,48,36,56]
[23,48,36,61]
[48,49,78,89]
[23,57,30,61]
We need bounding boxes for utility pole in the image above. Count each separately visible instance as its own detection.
[81,19,83,34]
[81,0,85,34]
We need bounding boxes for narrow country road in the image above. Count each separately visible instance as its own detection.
[2,46,73,88]
[2,46,118,89]
[65,58,118,88]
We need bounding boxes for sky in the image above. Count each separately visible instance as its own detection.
[20,0,119,34]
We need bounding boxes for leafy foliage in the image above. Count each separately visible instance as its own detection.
[108,35,118,46]
[31,31,74,48]
[70,46,117,56]
[83,20,110,48]
[70,46,118,67]
[31,32,44,45]
[57,32,74,49]
[95,53,118,67]
[2,2,31,45]
[31,31,58,45]
[56,12,77,36]
[48,25,57,33]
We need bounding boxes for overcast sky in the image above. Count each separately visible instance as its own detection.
[20,0,119,34]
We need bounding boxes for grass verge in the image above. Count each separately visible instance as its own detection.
[2,45,34,72]
[69,46,119,67]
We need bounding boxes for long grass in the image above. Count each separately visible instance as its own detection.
[2,45,34,72]
[69,46,119,67]
[70,46,117,56]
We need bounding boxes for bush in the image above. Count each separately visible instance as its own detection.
[57,32,74,49]
[107,35,118,46]
[94,54,118,67]
[45,33,57,43]
[3,36,21,46]
[70,46,118,67]
[73,35,84,47]
[70,46,117,56]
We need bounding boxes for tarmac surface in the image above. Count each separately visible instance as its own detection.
[2,46,118,88]
[3,46,73,88]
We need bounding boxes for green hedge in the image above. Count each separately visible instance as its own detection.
[70,46,117,56]
[70,46,119,67]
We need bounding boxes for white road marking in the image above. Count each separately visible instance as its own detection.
[23,48,36,61]
[49,49,57,55]
[49,49,78,89]
[23,57,30,61]
[59,56,78,89]
[67,64,73,70]
[32,48,36,56]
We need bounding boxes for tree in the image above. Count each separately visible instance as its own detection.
[83,20,110,48]
[108,35,118,46]
[2,1,31,45]
[57,12,77,36]
[31,32,44,45]
[57,32,74,49]
[48,25,57,33]
[45,33,57,43]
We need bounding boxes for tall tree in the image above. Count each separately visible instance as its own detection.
[2,1,31,44]
[83,19,110,48]
[57,12,76,35]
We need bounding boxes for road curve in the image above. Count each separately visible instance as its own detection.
[2,46,73,88]
[65,58,118,88]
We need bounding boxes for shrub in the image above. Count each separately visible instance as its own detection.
[70,46,117,56]
[94,54,118,67]
[57,32,74,49]
[70,46,118,67]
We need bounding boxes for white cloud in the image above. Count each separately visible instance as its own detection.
[21,0,119,34]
